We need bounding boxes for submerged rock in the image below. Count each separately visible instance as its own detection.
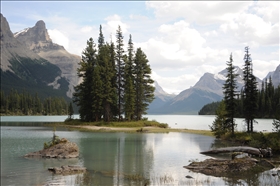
[48,165,86,175]
[24,138,79,158]
[184,158,275,177]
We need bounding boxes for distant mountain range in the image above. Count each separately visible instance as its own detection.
[1,13,279,114]
[0,13,79,99]
[148,65,280,114]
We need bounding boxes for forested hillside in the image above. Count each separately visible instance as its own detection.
[0,90,68,115]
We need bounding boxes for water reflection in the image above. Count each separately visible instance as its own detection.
[78,133,155,185]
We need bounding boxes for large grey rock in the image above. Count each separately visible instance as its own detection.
[24,138,79,159]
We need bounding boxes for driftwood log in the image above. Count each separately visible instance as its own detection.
[200,146,272,158]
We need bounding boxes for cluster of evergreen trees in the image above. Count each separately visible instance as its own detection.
[209,46,280,137]
[200,82,280,119]
[73,25,155,122]
[0,89,69,115]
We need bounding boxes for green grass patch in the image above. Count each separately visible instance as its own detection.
[64,118,168,128]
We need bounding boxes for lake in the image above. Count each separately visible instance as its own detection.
[1,115,279,185]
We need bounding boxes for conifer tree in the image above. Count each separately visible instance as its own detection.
[242,46,258,132]
[124,35,136,121]
[210,101,228,138]
[115,25,125,120]
[108,40,118,119]
[68,102,74,119]
[91,64,103,121]
[73,38,97,122]
[98,25,105,49]
[97,27,117,121]
[134,48,155,120]
[223,53,238,135]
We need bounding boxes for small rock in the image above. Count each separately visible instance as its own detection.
[185,175,193,179]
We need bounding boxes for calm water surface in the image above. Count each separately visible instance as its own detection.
[1,114,275,132]
[1,115,279,185]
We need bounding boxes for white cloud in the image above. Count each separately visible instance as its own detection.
[253,60,279,80]
[219,2,279,46]
[254,1,279,24]
[104,14,129,35]
[152,71,199,94]
[48,29,69,49]
[146,1,253,24]
[80,26,93,33]
[137,20,210,71]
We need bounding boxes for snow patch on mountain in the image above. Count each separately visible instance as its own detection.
[214,73,226,80]
[14,28,30,38]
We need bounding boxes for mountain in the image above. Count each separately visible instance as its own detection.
[264,65,280,87]
[148,66,262,115]
[0,13,69,99]
[147,81,176,113]
[14,20,80,97]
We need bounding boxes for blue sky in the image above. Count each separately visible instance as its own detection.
[1,1,279,94]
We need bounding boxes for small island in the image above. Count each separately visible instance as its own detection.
[24,132,79,159]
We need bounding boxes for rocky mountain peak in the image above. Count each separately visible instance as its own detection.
[1,13,41,72]
[154,81,168,95]
[14,20,52,49]
[265,64,280,87]
[35,20,46,29]
[1,13,13,39]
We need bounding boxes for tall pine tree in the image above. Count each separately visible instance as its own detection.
[124,35,136,121]
[115,25,125,120]
[134,48,155,120]
[97,27,117,122]
[223,53,238,135]
[73,38,98,122]
[242,46,258,132]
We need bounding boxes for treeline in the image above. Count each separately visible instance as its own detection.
[73,25,154,122]
[199,79,280,118]
[0,89,69,115]
[208,46,280,137]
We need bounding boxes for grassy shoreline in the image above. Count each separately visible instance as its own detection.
[45,119,214,136]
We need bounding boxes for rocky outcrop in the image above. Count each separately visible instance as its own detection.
[184,158,275,177]
[48,165,86,175]
[24,138,79,158]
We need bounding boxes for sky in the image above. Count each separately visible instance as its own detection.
[1,1,279,94]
